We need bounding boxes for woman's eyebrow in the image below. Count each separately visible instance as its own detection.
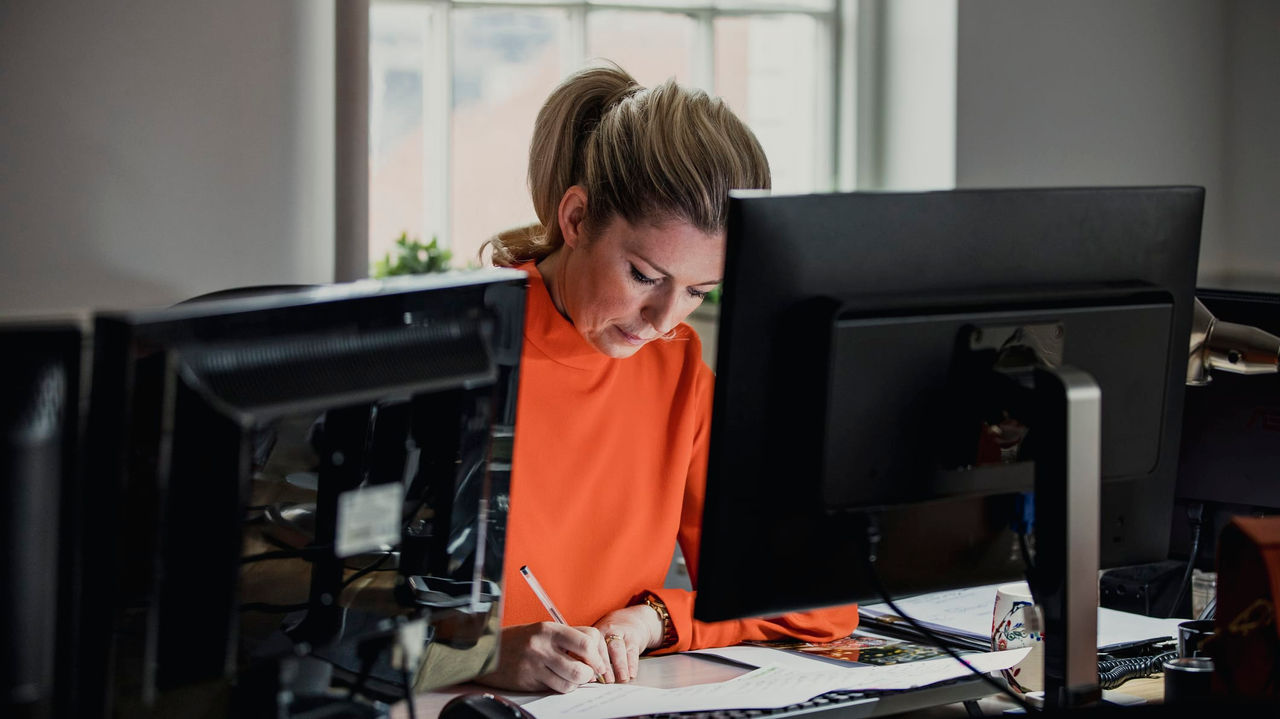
[634,253,721,286]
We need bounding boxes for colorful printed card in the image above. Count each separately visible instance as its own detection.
[746,634,952,666]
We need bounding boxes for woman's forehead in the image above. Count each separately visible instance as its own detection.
[613,217,724,259]
[616,222,724,280]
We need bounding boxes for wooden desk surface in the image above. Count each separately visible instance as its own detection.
[392,659,1165,719]
[392,653,750,719]
[907,676,1163,717]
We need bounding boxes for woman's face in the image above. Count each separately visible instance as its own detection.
[562,213,724,359]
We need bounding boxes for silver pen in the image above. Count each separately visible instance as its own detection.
[519,564,606,683]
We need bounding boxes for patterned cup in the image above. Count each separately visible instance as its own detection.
[991,582,1044,693]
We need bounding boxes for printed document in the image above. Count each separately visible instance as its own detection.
[859,582,1183,650]
[522,648,1030,719]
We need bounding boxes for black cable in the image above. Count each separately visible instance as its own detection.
[348,634,392,701]
[241,548,316,564]
[403,666,418,719]
[240,601,311,613]
[342,550,395,588]
[241,549,390,619]
[1018,532,1036,576]
[1166,502,1205,618]
[862,517,1035,713]
[1098,650,1177,690]
[241,543,344,564]
[259,532,300,552]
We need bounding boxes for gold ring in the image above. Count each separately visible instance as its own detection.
[605,633,623,644]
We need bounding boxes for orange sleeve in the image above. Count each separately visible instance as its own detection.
[645,364,860,654]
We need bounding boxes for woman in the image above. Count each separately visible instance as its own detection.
[480,63,860,694]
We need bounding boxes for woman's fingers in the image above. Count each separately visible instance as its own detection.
[477,622,614,693]
[588,627,617,684]
[603,631,636,682]
[556,625,611,683]
[593,603,666,682]
[542,648,598,692]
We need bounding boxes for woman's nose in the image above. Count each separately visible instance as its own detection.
[643,289,682,335]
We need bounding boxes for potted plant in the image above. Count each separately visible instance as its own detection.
[371,232,453,278]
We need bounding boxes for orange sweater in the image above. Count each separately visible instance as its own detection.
[501,263,859,652]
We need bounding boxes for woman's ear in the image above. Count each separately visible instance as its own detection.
[557,186,588,249]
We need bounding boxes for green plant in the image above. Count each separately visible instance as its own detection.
[371,232,452,277]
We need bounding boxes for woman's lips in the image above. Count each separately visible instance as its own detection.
[616,326,649,345]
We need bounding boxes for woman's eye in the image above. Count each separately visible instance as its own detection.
[688,288,708,300]
[630,265,658,285]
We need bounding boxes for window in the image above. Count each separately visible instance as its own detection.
[369,0,848,273]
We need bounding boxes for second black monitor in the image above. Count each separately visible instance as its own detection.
[695,187,1203,621]
[81,270,527,714]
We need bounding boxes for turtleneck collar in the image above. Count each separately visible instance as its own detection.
[518,261,613,371]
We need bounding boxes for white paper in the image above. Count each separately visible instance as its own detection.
[688,645,848,672]
[335,482,402,557]
[842,649,1030,690]
[628,652,751,689]
[522,649,1031,719]
[524,667,847,719]
[861,585,996,641]
[689,647,1031,691]
[860,582,1183,649]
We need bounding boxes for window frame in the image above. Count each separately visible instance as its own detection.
[367,0,857,267]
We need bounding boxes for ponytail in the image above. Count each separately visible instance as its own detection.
[485,61,769,267]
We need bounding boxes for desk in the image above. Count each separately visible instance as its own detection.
[391,652,1007,719]
[909,677,1164,717]
[393,654,1170,719]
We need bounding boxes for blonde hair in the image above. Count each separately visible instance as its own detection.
[485,63,771,267]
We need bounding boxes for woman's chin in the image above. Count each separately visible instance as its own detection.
[589,335,644,359]
[601,342,643,359]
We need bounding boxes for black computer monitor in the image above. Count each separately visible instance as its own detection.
[694,188,1203,705]
[1,319,88,719]
[1172,288,1280,572]
[80,270,526,715]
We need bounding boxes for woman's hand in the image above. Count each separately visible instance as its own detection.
[593,604,665,683]
[476,622,612,693]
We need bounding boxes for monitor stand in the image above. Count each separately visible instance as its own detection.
[1031,365,1102,709]
[963,326,1103,708]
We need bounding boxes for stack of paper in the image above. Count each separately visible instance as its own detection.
[859,582,1184,652]
[522,647,1031,719]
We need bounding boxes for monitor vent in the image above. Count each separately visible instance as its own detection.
[176,318,494,415]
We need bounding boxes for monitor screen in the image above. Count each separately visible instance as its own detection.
[1171,288,1280,573]
[695,187,1203,623]
[1177,288,1280,509]
[80,270,526,714]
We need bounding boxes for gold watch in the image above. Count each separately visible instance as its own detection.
[635,592,678,650]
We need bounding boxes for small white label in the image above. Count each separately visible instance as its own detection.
[335,483,403,558]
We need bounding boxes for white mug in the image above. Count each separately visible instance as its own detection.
[991,581,1044,693]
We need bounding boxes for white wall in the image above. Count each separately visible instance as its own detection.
[954,0,1235,281]
[1222,0,1280,289]
[0,0,335,315]
[878,0,957,190]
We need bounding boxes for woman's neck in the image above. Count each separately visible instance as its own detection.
[535,249,573,323]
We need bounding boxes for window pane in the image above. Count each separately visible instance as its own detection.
[452,8,564,268]
[587,11,696,89]
[714,0,834,12]
[715,14,825,193]
[588,0,712,9]
[369,3,437,270]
